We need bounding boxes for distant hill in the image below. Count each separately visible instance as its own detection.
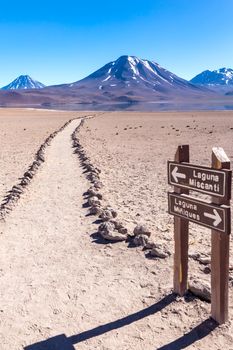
[2,75,45,90]
[190,68,233,94]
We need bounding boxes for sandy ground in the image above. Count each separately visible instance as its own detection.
[0,110,233,349]
[0,108,84,200]
[78,110,233,348]
[78,111,233,251]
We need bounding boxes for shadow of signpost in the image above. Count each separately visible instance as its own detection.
[24,293,176,349]
[24,293,217,350]
[157,318,218,349]
[70,293,177,345]
[24,334,75,350]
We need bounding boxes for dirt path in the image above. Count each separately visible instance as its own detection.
[0,118,226,350]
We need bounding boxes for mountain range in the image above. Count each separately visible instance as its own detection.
[0,55,232,108]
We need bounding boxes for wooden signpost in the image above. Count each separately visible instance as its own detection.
[168,145,232,324]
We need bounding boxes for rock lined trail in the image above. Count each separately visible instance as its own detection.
[0,118,222,350]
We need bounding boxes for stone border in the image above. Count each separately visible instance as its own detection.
[71,119,172,260]
[0,117,81,221]
[71,119,130,242]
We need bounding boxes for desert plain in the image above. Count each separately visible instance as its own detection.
[0,108,233,349]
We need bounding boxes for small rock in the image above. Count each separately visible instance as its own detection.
[98,222,126,241]
[83,160,91,167]
[87,189,103,200]
[87,187,96,195]
[189,278,211,302]
[38,154,45,162]
[145,239,156,249]
[86,165,101,174]
[108,207,117,218]
[96,167,101,174]
[150,244,171,259]
[189,252,200,260]
[24,171,33,179]
[98,222,114,232]
[100,207,117,221]
[118,227,128,235]
[198,257,211,265]
[110,220,128,234]
[12,185,23,194]
[87,173,99,182]
[203,266,211,274]
[133,225,151,237]
[100,210,113,221]
[189,252,211,265]
[95,192,103,200]
[88,196,101,207]
[85,164,95,172]
[133,234,149,247]
[94,181,104,189]
[21,178,30,186]
[89,206,103,216]
[73,140,80,147]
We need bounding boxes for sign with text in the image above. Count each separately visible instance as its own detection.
[168,161,231,199]
[168,192,230,234]
[168,145,232,324]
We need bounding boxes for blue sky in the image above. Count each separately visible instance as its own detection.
[0,0,232,86]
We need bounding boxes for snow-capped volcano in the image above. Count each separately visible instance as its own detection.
[0,56,214,107]
[2,75,45,90]
[69,55,201,95]
[190,68,233,86]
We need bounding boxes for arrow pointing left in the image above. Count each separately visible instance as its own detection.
[171,166,186,183]
[204,209,222,227]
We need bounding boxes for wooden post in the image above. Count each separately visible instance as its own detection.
[211,147,231,324]
[173,145,189,296]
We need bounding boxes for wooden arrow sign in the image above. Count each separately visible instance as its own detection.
[168,192,230,234]
[168,161,232,199]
